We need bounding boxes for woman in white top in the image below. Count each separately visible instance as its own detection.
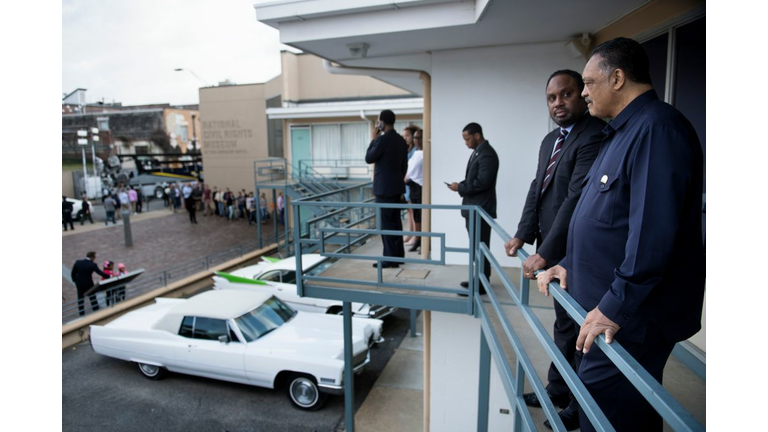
[404,128,424,252]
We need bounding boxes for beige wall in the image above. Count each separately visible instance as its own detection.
[164,108,202,154]
[199,84,270,192]
[62,171,75,197]
[281,52,412,102]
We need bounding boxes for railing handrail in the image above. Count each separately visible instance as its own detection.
[290,199,704,432]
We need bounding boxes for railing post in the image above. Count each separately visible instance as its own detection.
[294,203,304,297]
[514,361,525,431]
[256,186,263,249]
[478,327,491,432]
[468,209,476,315]
[343,301,355,432]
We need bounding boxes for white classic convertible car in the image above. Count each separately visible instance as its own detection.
[213,254,397,319]
[89,289,383,410]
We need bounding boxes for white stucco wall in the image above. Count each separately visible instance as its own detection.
[429,42,588,269]
[428,42,588,432]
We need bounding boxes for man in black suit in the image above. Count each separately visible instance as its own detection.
[365,109,408,268]
[505,70,605,430]
[448,123,499,294]
[71,251,110,316]
[62,196,75,231]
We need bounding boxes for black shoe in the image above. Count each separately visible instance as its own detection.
[543,405,580,431]
[372,262,400,269]
[408,242,420,252]
[457,283,487,297]
[460,281,469,288]
[523,392,570,409]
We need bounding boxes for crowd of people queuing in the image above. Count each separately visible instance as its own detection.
[365,37,705,432]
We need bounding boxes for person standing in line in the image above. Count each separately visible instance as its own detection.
[62,196,75,231]
[118,186,130,213]
[182,182,197,224]
[536,37,705,432]
[135,186,143,213]
[103,194,117,225]
[246,192,255,225]
[217,188,225,217]
[171,183,181,213]
[226,188,235,221]
[447,122,499,294]
[163,183,171,208]
[71,251,110,316]
[504,69,605,431]
[128,186,138,215]
[79,195,94,225]
[365,109,408,269]
[277,192,285,226]
[259,193,268,224]
[404,128,424,252]
[238,190,247,220]
[203,184,213,216]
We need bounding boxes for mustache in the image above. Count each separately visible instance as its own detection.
[585,97,594,104]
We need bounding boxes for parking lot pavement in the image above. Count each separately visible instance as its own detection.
[62,209,285,303]
[62,308,413,432]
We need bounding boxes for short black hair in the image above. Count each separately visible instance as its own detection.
[463,122,483,137]
[87,251,96,259]
[546,69,585,93]
[379,109,396,126]
[589,37,652,85]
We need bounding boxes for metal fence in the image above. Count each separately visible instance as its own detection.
[290,197,705,432]
[62,237,281,324]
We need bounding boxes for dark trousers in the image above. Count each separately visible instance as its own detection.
[187,202,197,223]
[548,299,582,402]
[578,324,675,432]
[76,285,99,316]
[464,217,491,279]
[375,195,404,265]
[79,211,94,225]
[63,214,74,230]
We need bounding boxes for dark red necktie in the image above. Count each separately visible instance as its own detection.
[541,129,568,193]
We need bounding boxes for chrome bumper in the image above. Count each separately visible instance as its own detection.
[367,305,398,320]
[318,349,371,395]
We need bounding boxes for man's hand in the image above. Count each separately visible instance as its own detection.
[370,125,382,141]
[504,237,524,257]
[447,182,459,192]
[535,265,567,297]
[522,254,547,279]
[576,307,620,354]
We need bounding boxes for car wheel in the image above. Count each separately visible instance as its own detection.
[326,306,343,315]
[287,374,326,411]
[154,187,164,200]
[137,362,166,380]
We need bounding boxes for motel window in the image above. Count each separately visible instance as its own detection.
[308,120,423,164]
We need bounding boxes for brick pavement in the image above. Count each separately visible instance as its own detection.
[62,210,285,304]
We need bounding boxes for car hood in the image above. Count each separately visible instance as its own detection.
[253,312,375,359]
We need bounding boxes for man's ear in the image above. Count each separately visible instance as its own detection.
[612,68,627,91]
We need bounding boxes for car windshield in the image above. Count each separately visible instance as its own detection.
[234,296,297,342]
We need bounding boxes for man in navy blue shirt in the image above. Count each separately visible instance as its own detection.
[537,37,704,431]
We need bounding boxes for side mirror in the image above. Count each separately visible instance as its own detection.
[218,335,230,344]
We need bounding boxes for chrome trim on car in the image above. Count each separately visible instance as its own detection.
[317,383,344,395]
[367,305,397,319]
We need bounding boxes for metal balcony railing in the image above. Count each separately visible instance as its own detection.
[290,196,705,432]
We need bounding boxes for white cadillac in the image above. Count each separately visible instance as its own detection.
[213,254,397,319]
[89,289,383,410]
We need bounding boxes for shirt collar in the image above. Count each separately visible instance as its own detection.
[605,89,658,136]
[475,140,488,153]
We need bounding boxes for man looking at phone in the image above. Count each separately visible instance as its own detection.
[366,109,408,268]
[504,69,605,430]
[447,122,499,293]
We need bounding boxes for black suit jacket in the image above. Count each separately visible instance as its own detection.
[365,130,408,196]
[71,259,108,291]
[458,141,499,218]
[514,114,605,264]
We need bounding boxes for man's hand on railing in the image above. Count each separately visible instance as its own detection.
[535,265,567,296]
[504,237,524,256]
[522,254,546,279]
[577,307,620,354]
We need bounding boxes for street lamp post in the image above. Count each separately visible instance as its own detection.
[91,127,100,177]
[77,130,88,197]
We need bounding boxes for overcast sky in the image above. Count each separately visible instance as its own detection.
[62,0,297,106]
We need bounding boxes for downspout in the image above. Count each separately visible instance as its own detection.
[323,59,432,432]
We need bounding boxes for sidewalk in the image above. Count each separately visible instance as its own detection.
[355,312,424,432]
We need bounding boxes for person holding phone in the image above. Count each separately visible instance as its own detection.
[446,122,499,294]
[366,110,408,268]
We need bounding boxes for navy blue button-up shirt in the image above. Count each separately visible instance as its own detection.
[563,90,705,344]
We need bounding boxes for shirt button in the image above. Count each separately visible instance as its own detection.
[600,184,605,189]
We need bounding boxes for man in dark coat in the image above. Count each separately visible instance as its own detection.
[71,251,110,316]
[62,196,75,231]
[365,109,408,268]
[448,123,499,294]
[505,70,605,430]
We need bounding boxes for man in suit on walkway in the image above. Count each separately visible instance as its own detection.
[537,38,705,431]
[366,109,408,268]
[448,123,499,294]
[505,69,605,430]
[71,251,110,316]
